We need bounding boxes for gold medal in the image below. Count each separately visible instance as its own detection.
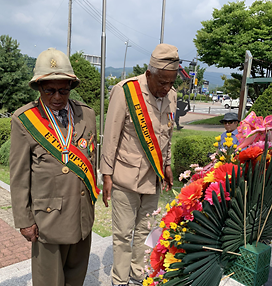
[62,166,69,174]
[168,121,171,127]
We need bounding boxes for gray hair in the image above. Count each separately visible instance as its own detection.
[148,64,159,75]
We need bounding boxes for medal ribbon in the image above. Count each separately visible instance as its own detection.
[18,107,100,204]
[123,80,164,180]
[40,99,73,164]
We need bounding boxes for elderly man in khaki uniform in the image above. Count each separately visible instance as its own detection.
[100,43,179,286]
[10,48,99,286]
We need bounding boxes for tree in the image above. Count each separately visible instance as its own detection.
[70,52,107,115]
[221,73,242,99]
[133,63,148,76]
[0,35,37,112]
[194,0,272,97]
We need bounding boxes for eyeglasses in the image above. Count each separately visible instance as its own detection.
[41,86,71,96]
[223,121,236,125]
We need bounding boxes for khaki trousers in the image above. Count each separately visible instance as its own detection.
[111,186,160,285]
[32,233,91,286]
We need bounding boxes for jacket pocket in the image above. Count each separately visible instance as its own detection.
[113,151,141,191]
[33,197,63,213]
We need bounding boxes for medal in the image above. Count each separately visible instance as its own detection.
[78,138,87,149]
[168,121,172,127]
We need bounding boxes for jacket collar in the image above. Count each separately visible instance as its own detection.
[138,73,171,114]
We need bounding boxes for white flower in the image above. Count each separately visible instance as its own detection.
[183,170,191,178]
[146,213,150,217]
[209,153,216,160]
[145,249,151,254]
[179,173,184,181]
[194,167,203,173]
[152,207,161,216]
[190,163,199,168]
[147,221,151,230]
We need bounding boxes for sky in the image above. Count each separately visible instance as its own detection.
[0,0,256,74]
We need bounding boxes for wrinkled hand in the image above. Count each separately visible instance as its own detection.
[20,224,39,242]
[163,165,173,192]
[103,175,112,207]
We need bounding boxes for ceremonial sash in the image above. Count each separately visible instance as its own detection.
[18,107,100,204]
[123,80,164,180]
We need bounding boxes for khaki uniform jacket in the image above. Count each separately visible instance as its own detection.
[10,99,96,245]
[100,73,177,194]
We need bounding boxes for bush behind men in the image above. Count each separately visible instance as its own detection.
[10,48,99,286]
[101,43,179,286]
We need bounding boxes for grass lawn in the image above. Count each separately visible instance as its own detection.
[0,165,9,184]
[188,115,224,125]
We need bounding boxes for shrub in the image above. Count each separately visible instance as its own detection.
[248,83,272,117]
[173,135,216,176]
[0,139,10,166]
[0,118,11,148]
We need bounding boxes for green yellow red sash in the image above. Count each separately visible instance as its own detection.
[18,106,100,204]
[123,80,164,180]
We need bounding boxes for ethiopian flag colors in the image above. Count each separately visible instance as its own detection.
[123,80,164,180]
[18,107,100,204]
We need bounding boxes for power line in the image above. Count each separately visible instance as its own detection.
[74,0,151,56]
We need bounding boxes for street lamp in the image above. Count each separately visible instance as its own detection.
[122,41,131,80]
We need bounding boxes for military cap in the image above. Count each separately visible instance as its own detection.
[149,43,179,70]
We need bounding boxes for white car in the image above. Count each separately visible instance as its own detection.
[222,98,253,110]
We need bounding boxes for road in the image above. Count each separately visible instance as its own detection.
[188,101,238,115]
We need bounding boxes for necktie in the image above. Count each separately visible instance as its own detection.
[59,109,68,128]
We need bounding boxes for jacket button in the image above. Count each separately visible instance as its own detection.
[46,207,51,212]
[81,191,85,196]
[62,166,69,174]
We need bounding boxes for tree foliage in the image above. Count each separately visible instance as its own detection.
[70,52,107,115]
[221,73,242,99]
[194,0,272,96]
[133,63,148,76]
[0,35,37,112]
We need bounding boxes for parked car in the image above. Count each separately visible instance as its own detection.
[222,98,253,110]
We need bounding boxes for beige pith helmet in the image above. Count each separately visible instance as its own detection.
[149,43,179,70]
[29,47,80,90]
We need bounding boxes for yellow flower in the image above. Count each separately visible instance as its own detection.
[164,240,170,247]
[180,221,185,225]
[160,239,165,246]
[159,221,166,228]
[177,242,181,245]
[175,234,181,241]
[203,170,215,182]
[213,142,219,147]
[165,203,170,212]
[142,280,148,286]
[214,161,223,169]
[163,230,170,240]
[215,135,221,141]
[163,252,181,270]
[170,222,177,230]
[159,275,163,279]
[233,144,237,149]
[163,279,168,283]
[225,141,233,148]
[182,227,187,232]
[170,199,176,207]
[147,277,153,284]
[226,132,232,137]
[239,148,242,151]
[219,155,225,161]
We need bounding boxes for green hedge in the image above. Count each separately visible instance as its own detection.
[0,118,11,148]
[248,83,272,117]
[0,139,10,166]
[177,93,212,102]
[173,135,216,175]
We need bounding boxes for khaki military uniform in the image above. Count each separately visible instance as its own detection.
[10,99,97,286]
[100,73,177,284]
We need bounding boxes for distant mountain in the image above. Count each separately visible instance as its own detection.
[104,66,232,89]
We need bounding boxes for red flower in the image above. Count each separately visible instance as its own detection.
[150,245,165,277]
[214,163,240,182]
[204,181,230,205]
[182,201,203,221]
[161,206,183,228]
[178,179,203,208]
[239,146,263,163]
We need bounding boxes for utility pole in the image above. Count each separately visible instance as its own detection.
[122,41,131,80]
[192,52,198,98]
[98,0,106,171]
[160,0,166,43]
[67,0,72,57]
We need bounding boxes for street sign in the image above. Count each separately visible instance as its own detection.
[189,72,195,76]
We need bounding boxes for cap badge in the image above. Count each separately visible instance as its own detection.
[51,59,57,68]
